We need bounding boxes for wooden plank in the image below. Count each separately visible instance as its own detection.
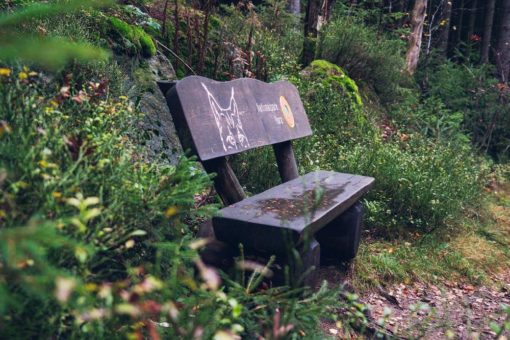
[212,171,375,251]
[202,157,246,205]
[273,141,299,183]
[162,76,312,161]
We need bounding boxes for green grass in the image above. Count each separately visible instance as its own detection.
[351,186,510,290]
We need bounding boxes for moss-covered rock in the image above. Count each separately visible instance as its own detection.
[108,17,156,58]
[308,59,362,107]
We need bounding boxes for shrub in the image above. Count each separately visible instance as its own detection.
[391,95,471,146]
[235,73,486,232]
[0,66,348,338]
[334,137,487,230]
[421,61,510,159]
[0,0,110,68]
[317,17,408,103]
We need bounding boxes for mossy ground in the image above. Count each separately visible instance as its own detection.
[109,17,156,58]
[309,59,363,106]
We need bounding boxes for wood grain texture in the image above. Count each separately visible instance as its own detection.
[212,171,374,253]
[273,141,299,183]
[161,76,312,161]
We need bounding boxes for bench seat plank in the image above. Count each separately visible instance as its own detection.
[212,171,374,253]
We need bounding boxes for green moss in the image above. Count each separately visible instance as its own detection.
[108,17,156,58]
[309,59,362,106]
[136,27,157,57]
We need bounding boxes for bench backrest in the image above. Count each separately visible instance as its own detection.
[158,76,312,205]
[159,76,312,161]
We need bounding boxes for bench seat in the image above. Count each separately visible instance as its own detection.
[213,171,374,254]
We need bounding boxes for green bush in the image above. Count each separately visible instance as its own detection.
[421,61,510,159]
[0,0,110,68]
[317,17,408,103]
[391,94,470,145]
[334,137,486,230]
[0,66,347,338]
[235,74,486,231]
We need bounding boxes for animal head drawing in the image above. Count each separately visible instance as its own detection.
[201,83,249,152]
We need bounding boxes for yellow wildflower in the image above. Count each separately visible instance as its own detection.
[125,239,135,249]
[18,72,28,80]
[165,206,179,217]
[85,283,98,292]
[52,191,62,199]
[0,68,11,77]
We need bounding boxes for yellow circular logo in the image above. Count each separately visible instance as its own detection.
[279,96,295,128]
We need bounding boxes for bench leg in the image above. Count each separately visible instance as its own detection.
[297,237,320,287]
[315,201,364,262]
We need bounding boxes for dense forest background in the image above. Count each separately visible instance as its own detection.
[1,0,510,338]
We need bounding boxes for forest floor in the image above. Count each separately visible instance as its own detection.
[319,183,510,338]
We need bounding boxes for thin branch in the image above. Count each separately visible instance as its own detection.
[155,40,197,75]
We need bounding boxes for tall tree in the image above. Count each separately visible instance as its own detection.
[406,0,428,74]
[455,0,465,49]
[497,0,510,82]
[481,0,496,63]
[467,0,478,40]
[302,0,335,65]
[288,0,300,15]
[438,0,452,56]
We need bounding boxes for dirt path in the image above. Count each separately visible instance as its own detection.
[319,263,510,339]
[320,183,510,338]
[358,272,510,338]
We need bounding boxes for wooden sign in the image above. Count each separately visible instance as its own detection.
[161,76,312,161]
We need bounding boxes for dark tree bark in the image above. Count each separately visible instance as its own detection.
[197,0,211,74]
[467,0,478,40]
[481,0,496,63]
[302,0,335,65]
[288,0,300,15]
[406,0,428,75]
[455,0,465,50]
[438,0,452,56]
[466,0,478,61]
[496,0,510,82]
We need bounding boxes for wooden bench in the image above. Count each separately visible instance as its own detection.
[157,76,374,285]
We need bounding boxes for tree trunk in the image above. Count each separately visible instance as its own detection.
[497,0,510,82]
[466,0,478,61]
[454,0,465,52]
[288,0,300,15]
[406,0,428,75]
[481,0,496,63]
[438,0,452,56]
[302,0,335,65]
[467,0,478,40]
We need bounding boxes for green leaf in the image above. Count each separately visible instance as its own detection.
[0,0,113,27]
[0,37,110,69]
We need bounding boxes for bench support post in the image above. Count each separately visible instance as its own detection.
[203,157,246,206]
[273,141,299,183]
[316,201,364,262]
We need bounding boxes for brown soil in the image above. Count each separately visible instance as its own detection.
[319,183,510,339]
